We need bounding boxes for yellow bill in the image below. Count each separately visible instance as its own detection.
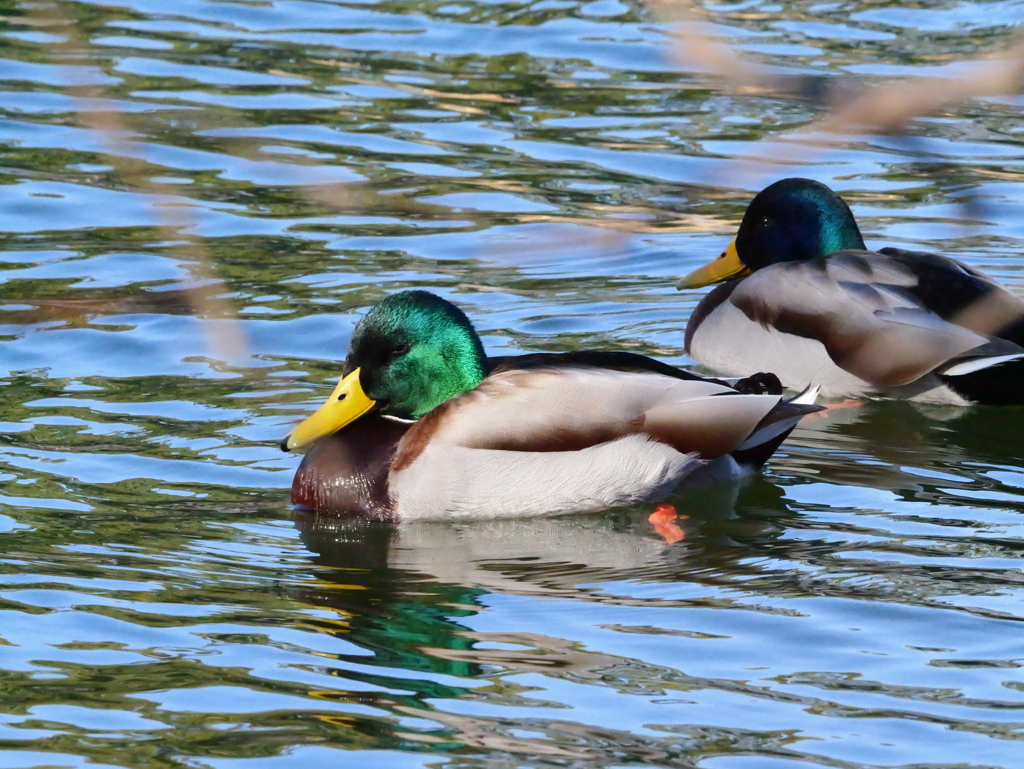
[282,368,376,451]
[676,238,751,289]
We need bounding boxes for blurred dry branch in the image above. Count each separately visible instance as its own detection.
[649,0,1024,135]
[647,0,864,110]
[34,2,247,363]
[644,0,1024,236]
[817,38,1024,135]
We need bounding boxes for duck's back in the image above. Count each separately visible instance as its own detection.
[876,247,1024,346]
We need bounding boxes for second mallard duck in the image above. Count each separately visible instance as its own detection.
[678,178,1024,405]
[281,290,820,520]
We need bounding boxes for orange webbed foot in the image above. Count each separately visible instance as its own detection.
[808,398,865,419]
[649,502,688,544]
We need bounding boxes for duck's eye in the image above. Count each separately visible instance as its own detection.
[392,343,410,357]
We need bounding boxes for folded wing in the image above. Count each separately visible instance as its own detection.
[389,367,792,519]
[728,250,1023,386]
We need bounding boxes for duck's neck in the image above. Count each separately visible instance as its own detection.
[408,349,486,418]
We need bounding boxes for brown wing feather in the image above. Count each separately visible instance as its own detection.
[392,367,779,469]
[728,250,1005,386]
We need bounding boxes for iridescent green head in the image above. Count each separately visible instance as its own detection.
[283,290,487,451]
[677,178,867,290]
[735,178,866,270]
[345,290,487,418]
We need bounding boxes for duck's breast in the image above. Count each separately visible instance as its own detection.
[291,415,409,519]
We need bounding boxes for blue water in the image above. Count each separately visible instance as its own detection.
[0,0,1023,767]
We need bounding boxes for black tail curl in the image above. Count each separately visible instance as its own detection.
[940,356,1024,406]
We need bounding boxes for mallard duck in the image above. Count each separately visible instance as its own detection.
[281,290,821,520]
[678,178,1024,405]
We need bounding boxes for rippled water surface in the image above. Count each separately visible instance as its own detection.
[2,0,1024,766]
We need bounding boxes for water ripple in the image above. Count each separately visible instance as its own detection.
[1,0,1024,766]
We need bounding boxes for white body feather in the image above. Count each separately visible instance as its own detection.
[691,299,869,398]
[391,435,701,520]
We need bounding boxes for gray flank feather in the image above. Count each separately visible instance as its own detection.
[391,434,703,520]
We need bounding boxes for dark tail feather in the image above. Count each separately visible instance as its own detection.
[939,353,1024,406]
[730,385,822,470]
[731,371,783,395]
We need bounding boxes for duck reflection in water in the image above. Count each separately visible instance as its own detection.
[292,476,773,607]
[291,515,486,681]
[289,475,909,763]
